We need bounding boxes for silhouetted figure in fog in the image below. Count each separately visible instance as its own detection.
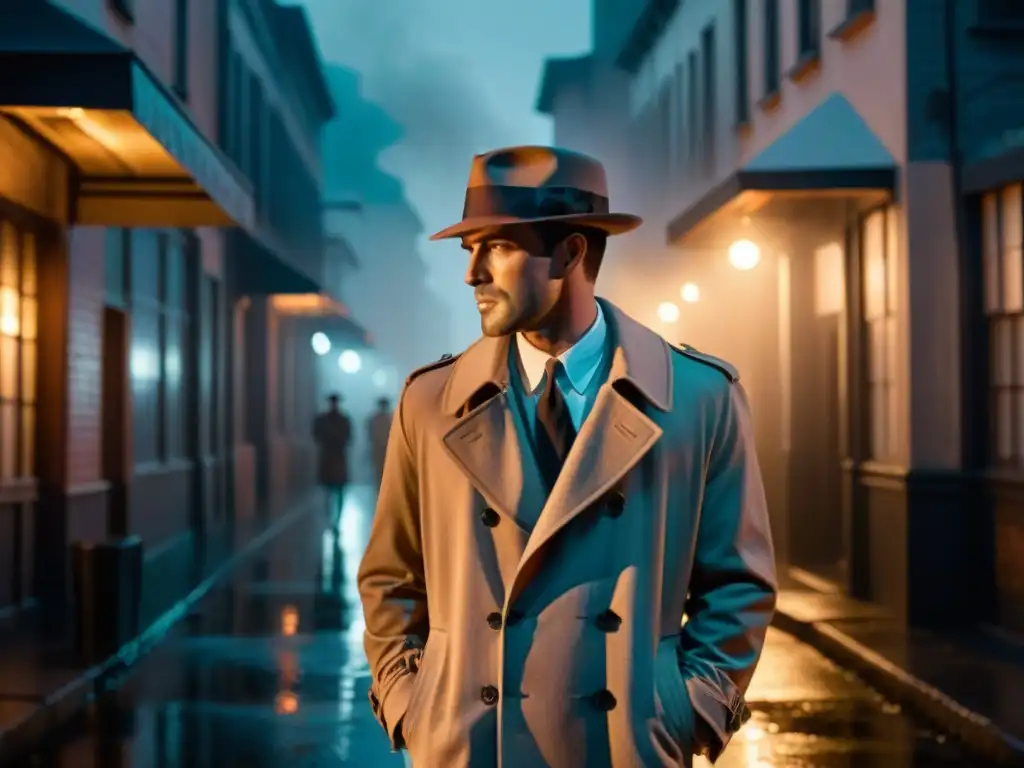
[368,396,393,487]
[313,393,351,527]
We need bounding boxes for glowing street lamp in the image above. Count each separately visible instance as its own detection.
[657,302,680,323]
[680,282,700,304]
[728,238,761,271]
[338,349,362,373]
[311,332,331,356]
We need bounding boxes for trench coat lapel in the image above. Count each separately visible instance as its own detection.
[513,301,675,590]
[440,335,547,533]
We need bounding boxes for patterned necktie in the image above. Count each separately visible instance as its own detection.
[534,358,577,491]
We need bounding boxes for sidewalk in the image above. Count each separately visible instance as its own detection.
[0,497,316,765]
[773,583,1024,766]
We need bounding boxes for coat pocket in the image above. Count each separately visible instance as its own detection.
[401,628,449,750]
[653,636,693,752]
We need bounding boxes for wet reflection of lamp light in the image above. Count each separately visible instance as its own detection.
[280,605,299,636]
[657,302,680,323]
[680,282,700,304]
[728,238,761,271]
[311,331,331,356]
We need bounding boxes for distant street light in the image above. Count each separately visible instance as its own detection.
[728,239,761,271]
[372,369,388,388]
[657,302,680,323]
[311,332,331,356]
[338,349,362,373]
[680,282,700,303]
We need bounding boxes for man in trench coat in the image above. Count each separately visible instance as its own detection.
[358,146,777,767]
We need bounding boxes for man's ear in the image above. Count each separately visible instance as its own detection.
[549,233,587,279]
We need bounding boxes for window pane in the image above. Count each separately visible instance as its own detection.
[868,319,886,383]
[1016,316,1024,386]
[863,210,886,320]
[21,341,35,404]
[870,383,887,459]
[1002,185,1024,311]
[993,319,1013,386]
[983,192,1001,314]
[0,285,18,336]
[21,230,36,296]
[995,389,1013,461]
[0,221,16,288]
[0,400,14,478]
[1017,391,1024,464]
[886,383,899,458]
[20,296,36,340]
[885,207,899,314]
[885,315,898,386]
[20,404,33,476]
[1004,248,1024,313]
[0,335,16,399]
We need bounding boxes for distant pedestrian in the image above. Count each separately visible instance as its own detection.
[313,393,351,527]
[368,396,393,487]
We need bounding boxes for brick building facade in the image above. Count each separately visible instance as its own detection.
[0,0,357,622]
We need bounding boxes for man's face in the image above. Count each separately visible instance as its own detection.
[462,225,570,337]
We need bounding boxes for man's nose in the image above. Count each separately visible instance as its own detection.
[464,249,488,287]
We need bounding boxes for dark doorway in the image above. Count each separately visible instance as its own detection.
[787,242,846,587]
[102,306,131,537]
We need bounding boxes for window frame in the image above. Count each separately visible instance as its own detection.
[733,0,749,127]
[861,205,898,462]
[700,23,717,179]
[762,0,781,97]
[0,220,38,482]
[982,184,1024,467]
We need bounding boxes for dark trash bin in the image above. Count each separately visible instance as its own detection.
[70,536,144,666]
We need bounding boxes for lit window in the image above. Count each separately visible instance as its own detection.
[862,206,898,461]
[983,184,1024,466]
[0,222,37,479]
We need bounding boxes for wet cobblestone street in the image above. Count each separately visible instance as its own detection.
[24,488,1002,767]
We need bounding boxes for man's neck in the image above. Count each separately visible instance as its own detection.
[520,297,598,358]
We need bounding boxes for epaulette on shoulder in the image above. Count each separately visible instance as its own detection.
[669,342,739,383]
[405,352,461,386]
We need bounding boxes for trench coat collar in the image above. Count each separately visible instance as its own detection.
[442,298,673,416]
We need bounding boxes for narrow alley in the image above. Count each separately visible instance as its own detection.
[22,488,999,768]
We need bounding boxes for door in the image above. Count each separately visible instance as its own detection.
[102,306,131,537]
[787,242,846,587]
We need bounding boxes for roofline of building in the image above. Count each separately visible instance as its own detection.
[615,0,679,74]
[535,54,593,115]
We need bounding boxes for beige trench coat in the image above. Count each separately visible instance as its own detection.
[358,300,777,768]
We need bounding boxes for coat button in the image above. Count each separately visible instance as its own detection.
[590,689,617,712]
[481,685,500,705]
[594,609,621,632]
[605,491,626,518]
[480,507,500,527]
[505,610,525,626]
[486,611,503,630]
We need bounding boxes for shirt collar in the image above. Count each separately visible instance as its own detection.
[515,301,608,395]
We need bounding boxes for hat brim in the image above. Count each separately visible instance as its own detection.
[428,212,643,241]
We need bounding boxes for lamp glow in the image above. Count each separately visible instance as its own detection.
[657,302,680,323]
[311,332,331,356]
[680,282,700,303]
[728,239,761,271]
[338,349,362,373]
[372,369,388,388]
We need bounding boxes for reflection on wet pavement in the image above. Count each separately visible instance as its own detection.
[27,487,1002,767]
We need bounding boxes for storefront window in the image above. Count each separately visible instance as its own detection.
[983,184,1024,466]
[862,206,898,461]
[0,221,37,479]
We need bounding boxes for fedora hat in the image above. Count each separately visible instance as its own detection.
[429,145,642,240]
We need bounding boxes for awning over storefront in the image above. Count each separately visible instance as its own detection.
[0,1,254,229]
[271,294,373,348]
[667,93,897,244]
[231,228,326,295]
